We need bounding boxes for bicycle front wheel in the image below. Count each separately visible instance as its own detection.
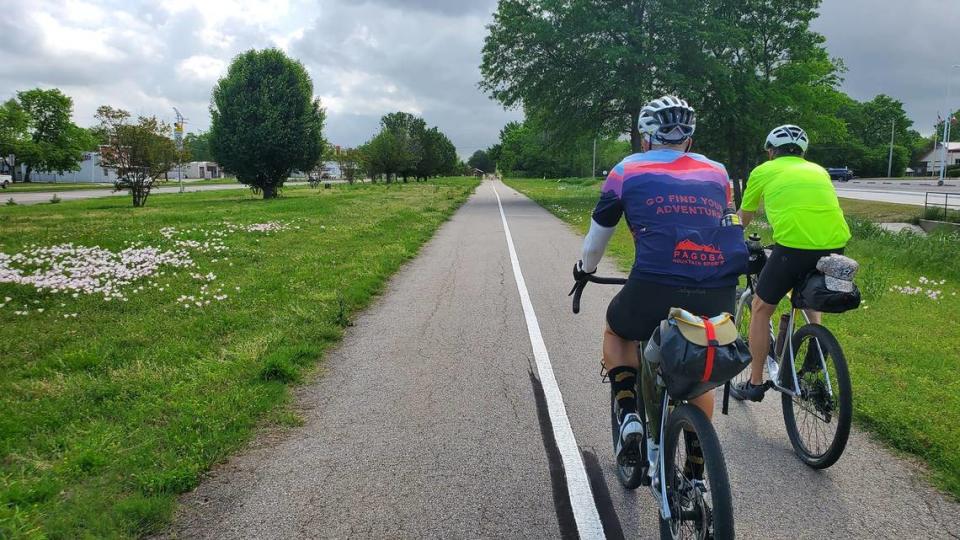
[731,287,753,387]
[659,404,734,540]
[781,323,853,469]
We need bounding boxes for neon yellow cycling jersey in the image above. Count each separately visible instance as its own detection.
[742,156,850,249]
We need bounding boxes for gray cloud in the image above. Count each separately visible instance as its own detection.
[3,0,948,163]
[0,0,516,158]
[813,0,960,135]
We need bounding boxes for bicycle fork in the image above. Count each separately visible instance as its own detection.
[645,391,672,520]
[639,352,674,520]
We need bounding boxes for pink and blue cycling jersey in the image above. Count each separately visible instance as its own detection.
[593,149,747,287]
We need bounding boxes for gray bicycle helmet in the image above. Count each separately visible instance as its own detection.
[638,95,696,145]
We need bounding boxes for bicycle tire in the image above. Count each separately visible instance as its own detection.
[731,288,753,387]
[659,404,735,540]
[781,323,853,469]
[610,384,645,489]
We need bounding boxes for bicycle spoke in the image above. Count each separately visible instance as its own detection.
[790,336,842,458]
[668,425,713,540]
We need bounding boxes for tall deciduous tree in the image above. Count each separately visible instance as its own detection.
[96,106,179,208]
[0,99,29,173]
[183,131,213,162]
[210,49,326,198]
[15,88,91,182]
[336,147,362,184]
[381,112,426,182]
[361,129,416,183]
[481,0,840,178]
[414,127,458,180]
[467,150,495,173]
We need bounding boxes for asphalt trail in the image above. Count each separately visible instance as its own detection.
[168,180,960,539]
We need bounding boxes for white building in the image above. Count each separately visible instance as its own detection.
[917,142,960,175]
[31,156,223,183]
[179,161,222,179]
[30,152,119,183]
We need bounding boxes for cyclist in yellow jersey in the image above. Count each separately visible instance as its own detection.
[732,125,851,402]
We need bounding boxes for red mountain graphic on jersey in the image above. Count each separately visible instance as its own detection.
[675,239,722,254]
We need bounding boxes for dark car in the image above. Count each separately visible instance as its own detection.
[826,167,854,181]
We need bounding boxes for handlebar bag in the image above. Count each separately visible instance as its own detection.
[644,308,751,401]
[791,271,861,313]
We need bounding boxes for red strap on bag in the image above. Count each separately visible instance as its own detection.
[702,317,718,382]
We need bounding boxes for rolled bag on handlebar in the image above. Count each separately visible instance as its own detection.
[644,308,751,401]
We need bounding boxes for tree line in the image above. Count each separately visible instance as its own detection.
[0,48,468,207]
[352,112,461,183]
[478,0,950,179]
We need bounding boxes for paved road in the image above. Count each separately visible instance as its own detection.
[167,180,960,539]
[1,181,313,205]
[832,179,960,207]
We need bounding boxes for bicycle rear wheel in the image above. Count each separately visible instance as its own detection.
[781,323,853,469]
[610,384,645,488]
[659,404,734,540]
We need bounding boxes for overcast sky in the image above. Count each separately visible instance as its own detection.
[1,0,957,158]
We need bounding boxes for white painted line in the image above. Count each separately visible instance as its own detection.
[491,182,605,539]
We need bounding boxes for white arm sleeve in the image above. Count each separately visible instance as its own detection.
[580,218,616,273]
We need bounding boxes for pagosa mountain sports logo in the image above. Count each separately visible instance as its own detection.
[674,239,725,266]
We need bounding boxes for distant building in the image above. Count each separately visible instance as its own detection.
[30,155,224,183]
[179,161,222,179]
[30,152,119,183]
[917,142,960,175]
[320,161,341,178]
[291,161,342,179]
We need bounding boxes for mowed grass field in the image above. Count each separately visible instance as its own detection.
[2,182,116,193]
[0,178,478,538]
[504,177,960,499]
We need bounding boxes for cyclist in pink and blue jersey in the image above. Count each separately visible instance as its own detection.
[574,95,748,468]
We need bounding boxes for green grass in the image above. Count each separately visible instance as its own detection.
[1,182,115,193]
[505,177,960,499]
[175,177,242,187]
[837,198,922,223]
[0,178,479,538]
[921,206,960,224]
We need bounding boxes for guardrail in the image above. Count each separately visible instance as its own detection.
[923,192,960,221]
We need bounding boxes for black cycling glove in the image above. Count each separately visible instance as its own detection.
[573,260,596,283]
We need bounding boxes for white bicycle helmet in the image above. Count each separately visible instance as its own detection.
[638,95,696,145]
[765,124,809,152]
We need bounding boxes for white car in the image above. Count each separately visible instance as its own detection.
[0,173,11,188]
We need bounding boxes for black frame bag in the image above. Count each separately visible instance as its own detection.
[644,308,752,401]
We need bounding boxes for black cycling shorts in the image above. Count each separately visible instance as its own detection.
[755,244,844,306]
[606,279,736,342]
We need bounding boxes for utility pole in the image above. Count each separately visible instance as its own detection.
[591,136,597,179]
[939,64,960,187]
[887,119,895,178]
[941,112,953,187]
[173,107,186,193]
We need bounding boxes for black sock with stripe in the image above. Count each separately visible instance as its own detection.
[608,366,638,422]
[683,429,705,480]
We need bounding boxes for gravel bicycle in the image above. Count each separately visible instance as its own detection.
[571,275,735,540]
[729,235,853,468]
